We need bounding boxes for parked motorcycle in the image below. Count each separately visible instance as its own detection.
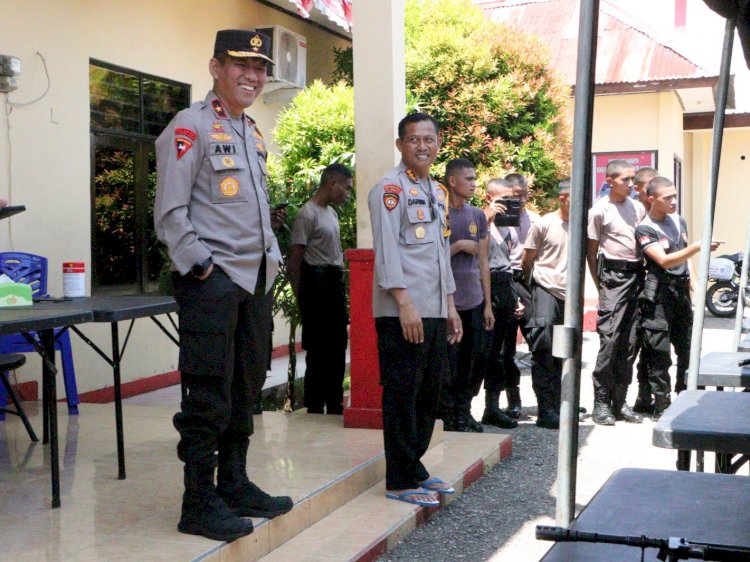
[706,252,748,317]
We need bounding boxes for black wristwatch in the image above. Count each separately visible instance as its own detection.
[191,257,213,277]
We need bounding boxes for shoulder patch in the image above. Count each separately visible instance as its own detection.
[383,192,400,211]
[175,137,193,160]
[175,127,197,140]
[384,184,402,195]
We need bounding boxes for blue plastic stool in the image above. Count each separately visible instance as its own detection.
[0,252,80,418]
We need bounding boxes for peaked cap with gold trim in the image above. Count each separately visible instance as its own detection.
[214,29,275,65]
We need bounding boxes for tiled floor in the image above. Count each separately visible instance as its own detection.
[0,402,385,561]
[0,392,507,562]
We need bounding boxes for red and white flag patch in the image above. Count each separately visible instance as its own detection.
[638,235,651,245]
[175,137,193,160]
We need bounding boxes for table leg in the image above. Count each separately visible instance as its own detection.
[111,322,126,480]
[716,452,732,474]
[677,450,691,471]
[42,360,49,444]
[41,330,61,508]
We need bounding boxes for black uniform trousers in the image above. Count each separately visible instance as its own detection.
[526,283,564,410]
[441,304,487,419]
[482,271,519,395]
[299,263,348,414]
[376,317,447,491]
[591,267,641,392]
[173,264,272,466]
[639,283,692,396]
[507,271,533,387]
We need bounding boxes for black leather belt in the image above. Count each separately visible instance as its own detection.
[490,268,512,276]
[301,262,343,275]
[660,276,691,289]
[512,270,525,282]
[602,258,642,272]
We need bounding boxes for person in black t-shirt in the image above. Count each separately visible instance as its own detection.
[635,177,723,417]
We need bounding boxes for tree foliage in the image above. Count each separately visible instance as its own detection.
[267,81,355,410]
[267,0,572,406]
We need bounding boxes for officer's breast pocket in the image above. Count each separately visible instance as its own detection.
[209,155,249,204]
[404,206,433,245]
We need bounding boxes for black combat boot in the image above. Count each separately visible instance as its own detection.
[652,395,672,420]
[505,386,522,419]
[217,435,293,519]
[612,385,643,423]
[481,389,518,428]
[592,388,615,426]
[535,394,560,429]
[178,456,255,542]
[457,413,484,432]
[632,383,654,414]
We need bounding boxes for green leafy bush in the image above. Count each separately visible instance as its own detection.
[268,0,572,406]
[267,81,354,410]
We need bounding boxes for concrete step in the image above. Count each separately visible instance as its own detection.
[255,432,512,562]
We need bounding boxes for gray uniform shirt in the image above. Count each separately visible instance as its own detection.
[368,162,455,319]
[509,209,540,270]
[488,223,513,272]
[290,200,343,267]
[154,91,281,294]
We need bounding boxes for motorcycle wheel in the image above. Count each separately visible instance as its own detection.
[706,281,738,317]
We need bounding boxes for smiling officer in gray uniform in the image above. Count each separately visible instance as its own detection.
[154,29,292,542]
[369,112,462,508]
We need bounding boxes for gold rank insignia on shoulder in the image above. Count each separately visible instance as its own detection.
[220,177,239,197]
[405,169,419,184]
[415,225,426,239]
[211,99,228,119]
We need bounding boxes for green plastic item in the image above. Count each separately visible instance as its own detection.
[0,282,33,307]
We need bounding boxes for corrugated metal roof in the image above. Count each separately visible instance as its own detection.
[477,0,708,85]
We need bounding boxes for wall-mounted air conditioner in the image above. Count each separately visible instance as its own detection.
[257,25,307,95]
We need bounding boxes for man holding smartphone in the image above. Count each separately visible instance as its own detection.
[288,163,353,414]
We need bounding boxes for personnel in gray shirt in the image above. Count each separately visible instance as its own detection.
[369,113,461,508]
[154,29,291,542]
[288,163,353,415]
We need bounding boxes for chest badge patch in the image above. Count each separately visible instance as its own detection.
[415,225,426,239]
[212,121,225,133]
[417,209,425,220]
[175,137,193,160]
[409,188,419,196]
[222,156,235,168]
[220,177,239,197]
[469,222,478,236]
[211,133,233,141]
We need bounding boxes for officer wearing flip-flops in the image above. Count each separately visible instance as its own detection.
[155,29,292,542]
[369,112,462,507]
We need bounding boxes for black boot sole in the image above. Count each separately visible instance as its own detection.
[178,520,254,542]
[232,503,294,519]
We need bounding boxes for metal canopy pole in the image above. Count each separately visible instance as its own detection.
[554,0,599,527]
[687,17,736,389]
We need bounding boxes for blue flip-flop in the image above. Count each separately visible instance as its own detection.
[419,477,455,495]
[385,489,440,507]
